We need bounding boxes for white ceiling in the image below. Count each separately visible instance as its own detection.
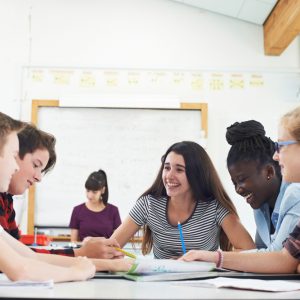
[171,0,278,25]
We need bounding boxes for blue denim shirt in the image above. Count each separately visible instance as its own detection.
[253,182,300,252]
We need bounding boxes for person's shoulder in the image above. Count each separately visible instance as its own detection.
[0,193,7,201]
[135,194,150,205]
[205,197,230,213]
[106,203,119,210]
[286,182,300,191]
[136,194,166,207]
[73,203,86,210]
[140,194,166,202]
[283,182,300,197]
[199,197,218,207]
[0,193,12,208]
[281,182,300,207]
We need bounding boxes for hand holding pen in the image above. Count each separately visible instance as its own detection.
[75,237,125,259]
[114,247,137,259]
[75,236,137,259]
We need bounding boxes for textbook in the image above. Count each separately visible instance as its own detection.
[128,258,215,274]
[94,259,216,281]
[94,271,218,282]
[120,271,218,282]
[124,259,215,281]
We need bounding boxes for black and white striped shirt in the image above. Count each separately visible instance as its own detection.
[129,195,229,259]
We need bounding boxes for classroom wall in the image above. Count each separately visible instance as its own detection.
[1,0,299,236]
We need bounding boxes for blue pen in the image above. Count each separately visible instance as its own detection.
[177,221,186,254]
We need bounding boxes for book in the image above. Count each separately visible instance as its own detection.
[127,258,215,274]
[121,271,219,282]
[94,258,216,281]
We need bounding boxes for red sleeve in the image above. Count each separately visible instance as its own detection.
[0,193,20,239]
[31,247,75,257]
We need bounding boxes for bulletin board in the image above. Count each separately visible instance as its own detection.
[27,100,208,234]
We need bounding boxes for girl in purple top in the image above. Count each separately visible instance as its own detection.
[69,170,121,242]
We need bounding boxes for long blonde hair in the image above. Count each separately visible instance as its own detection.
[281,106,300,141]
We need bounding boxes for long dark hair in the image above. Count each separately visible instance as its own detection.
[226,120,281,178]
[85,169,109,205]
[141,141,238,255]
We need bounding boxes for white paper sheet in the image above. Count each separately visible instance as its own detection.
[174,277,300,292]
[0,273,53,288]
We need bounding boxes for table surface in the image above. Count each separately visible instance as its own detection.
[1,278,300,300]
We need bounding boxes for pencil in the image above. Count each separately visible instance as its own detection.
[114,247,137,259]
[177,221,186,254]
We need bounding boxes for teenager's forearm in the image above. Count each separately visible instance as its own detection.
[92,259,112,271]
[91,258,132,272]
[36,252,77,267]
[4,257,82,282]
[222,250,298,274]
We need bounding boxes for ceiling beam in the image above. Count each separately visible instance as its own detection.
[264,0,300,56]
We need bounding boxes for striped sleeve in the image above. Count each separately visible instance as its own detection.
[215,201,230,225]
[129,196,149,226]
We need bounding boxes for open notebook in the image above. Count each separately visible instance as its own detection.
[94,258,300,282]
[95,259,215,282]
[128,258,215,273]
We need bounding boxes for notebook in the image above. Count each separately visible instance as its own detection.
[94,266,300,282]
[95,259,215,281]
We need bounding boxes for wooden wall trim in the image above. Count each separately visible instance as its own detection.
[27,100,60,234]
[264,0,300,56]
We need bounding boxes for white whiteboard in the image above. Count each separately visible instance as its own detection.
[35,106,203,226]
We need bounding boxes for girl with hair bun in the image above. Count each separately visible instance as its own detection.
[180,106,300,274]
[69,169,121,242]
[225,120,300,252]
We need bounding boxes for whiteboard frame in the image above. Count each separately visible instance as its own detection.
[27,99,208,234]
